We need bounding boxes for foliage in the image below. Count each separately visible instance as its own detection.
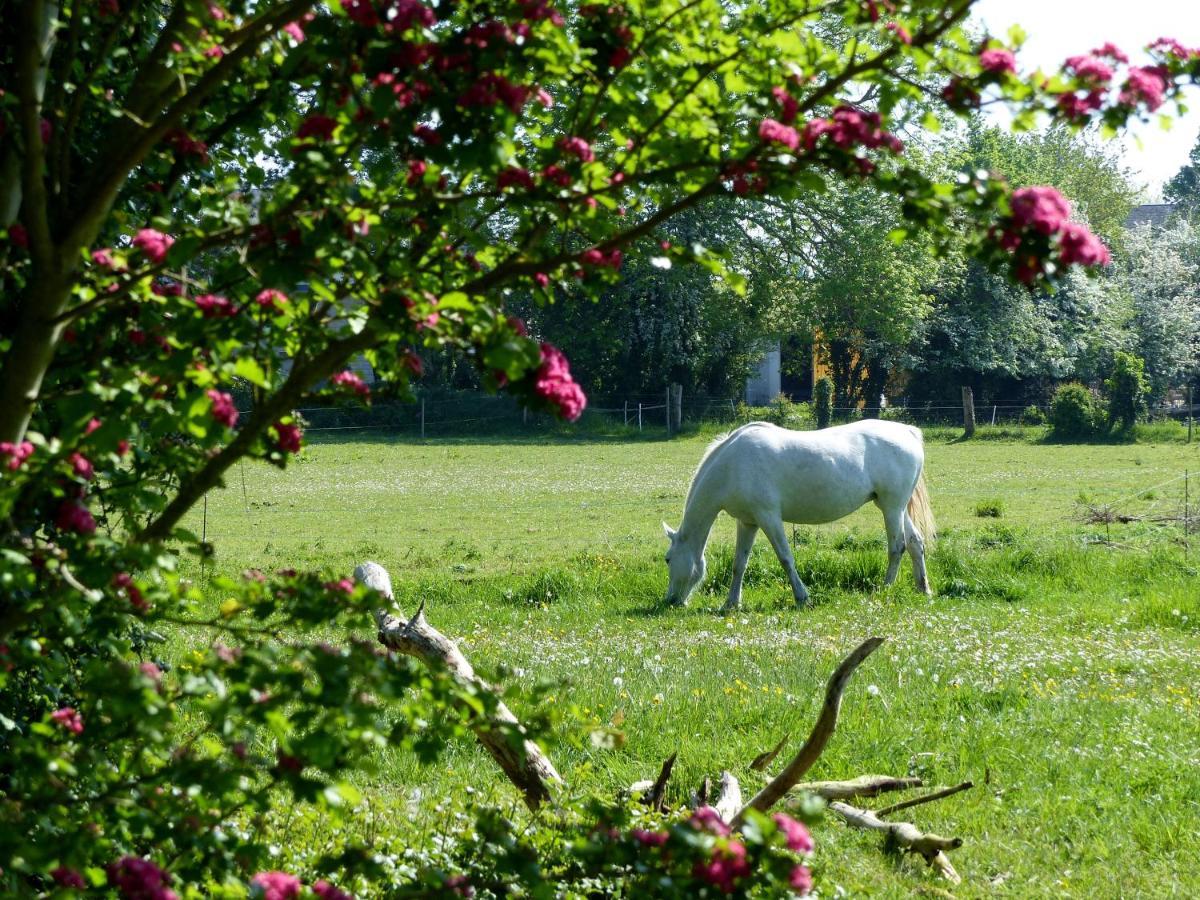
[1048,382,1102,439]
[1021,404,1046,425]
[1164,131,1200,213]
[2,0,1199,895]
[974,498,1003,517]
[814,376,834,429]
[1104,351,1149,432]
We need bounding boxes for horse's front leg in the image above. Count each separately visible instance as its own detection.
[720,520,758,614]
[759,516,809,607]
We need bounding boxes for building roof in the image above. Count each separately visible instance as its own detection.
[1124,203,1175,230]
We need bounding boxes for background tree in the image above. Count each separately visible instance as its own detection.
[1164,131,1200,214]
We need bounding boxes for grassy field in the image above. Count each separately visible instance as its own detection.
[180,424,1200,898]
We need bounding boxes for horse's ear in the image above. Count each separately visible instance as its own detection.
[662,521,677,541]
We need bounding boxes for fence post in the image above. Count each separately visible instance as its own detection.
[420,399,425,439]
[1188,385,1194,443]
[729,398,736,421]
[665,386,672,436]
[961,386,975,438]
[671,383,683,431]
[624,400,628,427]
[638,402,643,431]
[991,404,997,426]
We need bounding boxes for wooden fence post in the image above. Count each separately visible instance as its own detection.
[671,383,683,431]
[961,387,975,438]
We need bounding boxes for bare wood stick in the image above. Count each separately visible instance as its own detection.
[731,637,885,827]
[749,733,790,771]
[641,752,677,812]
[828,801,963,884]
[712,771,743,823]
[356,562,562,812]
[791,775,923,802]
[876,781,974,818]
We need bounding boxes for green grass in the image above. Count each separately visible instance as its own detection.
[179,428,1200,897]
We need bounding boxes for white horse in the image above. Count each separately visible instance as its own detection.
[662,419,935,610]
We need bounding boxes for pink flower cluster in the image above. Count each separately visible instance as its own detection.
[296,114,338,141]
[999,185,1111,282]
[458,73,531,114]
[70,452,94,480]
[692,840,750,893]
[0,440,34,471]
[208,390,239,428]
[114,572,149,612]
[251,871,301,900]
[256,289,288,312]
[332,370,371,398]
[195,293,237,317]
[313,881,354,900]
[772,813,814,853]
[51,707,84,734]
[559,136,595,163]
[534,343,587,422]
[581,247,622,268]
[1064,54,1114,84]
[273,422,303,454]
[688,805,731,836]
[498,166,536,191]
[51,867,87,888]
[107,856,178,900]
[1119,66,1169,111]
[56,501,97,535]
[132,228,174,264]
[980,48,1017,75]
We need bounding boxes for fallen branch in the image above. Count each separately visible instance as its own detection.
[641,752,677,812]
[730,637,885,827]
[749,734,789,771]
[876,781,973,818]
[828,801,964,884]
[790,775,923,802]
[356,561,562,812]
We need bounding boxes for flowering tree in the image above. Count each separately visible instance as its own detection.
[2,0,1199,894]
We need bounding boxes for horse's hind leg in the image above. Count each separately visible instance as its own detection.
[882,506,906,586]
[759,516,809,607]
[720,520,758,614]
[903,511,932,596]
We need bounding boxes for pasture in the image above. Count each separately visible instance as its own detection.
[180,426,1200,897]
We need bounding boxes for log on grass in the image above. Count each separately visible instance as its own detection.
[828,800,964,884]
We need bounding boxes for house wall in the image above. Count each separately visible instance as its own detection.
[744,341,781,405]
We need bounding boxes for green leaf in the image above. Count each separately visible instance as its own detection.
[234,357,269,387]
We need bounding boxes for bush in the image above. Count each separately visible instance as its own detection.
[1021,405,1047,426]
[1105,352,1149,433]
[1049,383,1102,439]
[814,377,834,430]
[974,499,1004,518]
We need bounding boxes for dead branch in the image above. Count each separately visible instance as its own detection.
[730,637,885,827]
[790,775,923,802]
[641,752,677,812]
[749,733,790,771]
[356,562,562,812]
[876,781,974,818]
[828,801,964,884]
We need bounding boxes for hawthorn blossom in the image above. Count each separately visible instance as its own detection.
[107,857,178,900]
[773,813,814,853]
[631,828,668,846]
[251,871,302,900]
[132,229,174,264]
[1119,66,1168,111]
[195,294,236,317]
[758,117,800,150]
[980,48,1017,75]
[559,136,595,163]
[498,166,535,191]
[1064,54,1114,84]
[51,867,87,889]
[296,114,338,141]
[332,370,371,398]
[692,840,750,893]
[1010,186,1071,235]
[688,806,732,836]
[273,422,303,454]
[771,86,798,123]
[69,452,94,481]
[0,440,34,471]
[1059,222,1112,266]
[534,272,550,288]
[407,159,427,187]
[51,707,84,734]
[534,343,586,421]
[789,864,813,894]
[207,390,239,428]
[92,248,117,267]
[312,882,354,900]
[255,289,288,312]
[56,501,96,535]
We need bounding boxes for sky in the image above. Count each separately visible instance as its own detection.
[972,0,1200,199]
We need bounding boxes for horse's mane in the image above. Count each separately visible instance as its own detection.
[684,422,767,506]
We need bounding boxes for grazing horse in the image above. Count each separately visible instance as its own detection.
[662,419,935,610]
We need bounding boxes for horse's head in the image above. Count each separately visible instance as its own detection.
[662,522,705,606]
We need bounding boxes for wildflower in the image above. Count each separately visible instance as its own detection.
[251,871,302,900]
[207,390,238,428]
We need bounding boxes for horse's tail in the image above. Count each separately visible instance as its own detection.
[907,469,936,545]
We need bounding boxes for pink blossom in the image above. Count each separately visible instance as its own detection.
[1149,37,1198,60]
[445,875,474,898]
[69,452,94,481]
[407,159,427,186]
[692,840,750,893]
[92,248,117,267]
[296,114,338,141]
[459,73,531,114]
[520,0,564,26]
[207,390,239,428]
[1056,89,1105,121]
[283,20,306,42]
[203,45,225,59]
[56,501,96,535]
[324,577,356,595]
[312,882,354,900]
[251,871,302,900]
[51,867,87,888]
[343,0,380,27]
[1091,42,1129,64]
[688,806,732,836]
[380,0,437,34]
[404,350,424,377]
[980,48,1017,75]
[771,86,798,124]
[139,661,163,687]
[509,316,529,336]
[167,129,210,161]
[114,572,149,612]
[195,293,236,317]
[758,117,800,150]
[255,289,288,312]
[534,343,587,421]
[1059,222,1111,267]
[86,417,103,435]
[1010,186,1071,235]
[332,370,371,398]
[151,280,185,297]
[208,3,226,19]
[789,864,813,894]
[107,857,178,900]
[132,228,174,264]
[1064,54,1114,84]
[534,272,550,288]
[51,707,84,734]
[1119,66,1169,111]
[773,813,814,853]
[273,422,303,454]
[802,118,832,149]
[560,136,595,163]
[631,828,668,846]
[0,440,34,471]
[536,87,554,108]
[498,166,536,191]
[413,123,441,145]
[886,22,911,44]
